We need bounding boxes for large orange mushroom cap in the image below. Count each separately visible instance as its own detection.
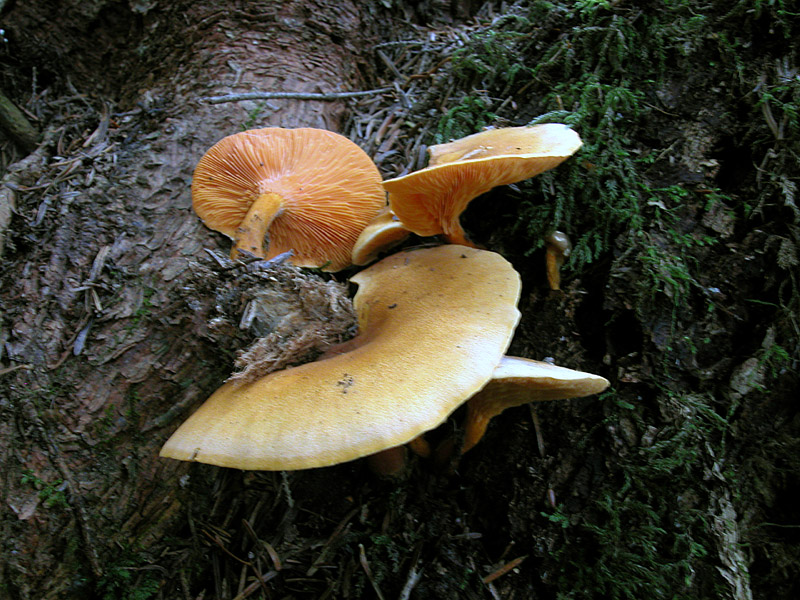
[384,124,582,246]
[192,127,385,271]
[160,245,522,471]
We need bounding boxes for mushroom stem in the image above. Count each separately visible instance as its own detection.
[461,390,506,453]
[443,227,477,247]
[544,231,571,291]
[366,445,407,477]
[407,435,431,458]
[545,249,563,291]
[368,436,430,475]
[440,191,485,247]
[232,192,284,259]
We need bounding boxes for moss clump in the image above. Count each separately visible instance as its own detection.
[420,1,799,597]
[95,554,162,600]
[435,0,798,280]
[535,391,737,599]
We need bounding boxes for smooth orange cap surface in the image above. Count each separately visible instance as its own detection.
[160,245,522,470]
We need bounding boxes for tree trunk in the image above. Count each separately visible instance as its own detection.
[1,1,382,597]
[3,2,798,599]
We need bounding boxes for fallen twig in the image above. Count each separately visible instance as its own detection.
[482,555,527,584]
[398,541,425,600]
[358,543,386,600]
[306,507,358,576]
[0,363,32,376]
[529,404,547,458]
[202,88,393,104]
[0,90,39,151]
[230,569,280,600]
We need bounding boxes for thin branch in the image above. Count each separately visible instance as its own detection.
[202,88,393,104]
[0,90,39,151]
[358,543,386,600]
[482,555,528,584]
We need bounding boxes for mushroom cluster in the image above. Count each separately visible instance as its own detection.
[161,124,608,474]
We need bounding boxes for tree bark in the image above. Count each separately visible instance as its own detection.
[0,1,382,597]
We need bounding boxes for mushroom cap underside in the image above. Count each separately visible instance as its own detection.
[191,127,385,269]
[460,356,610,454]
[485,356,610,404]
[385,124,582,237]
[160,245,522,470]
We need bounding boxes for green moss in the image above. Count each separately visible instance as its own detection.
[422,10,797,598]
[433,0,794,269]
[20,469,69,510]
[437,95,500,143]
[368,533,409,580]
[431,1,798,375]
[241,101,270,131]
[96,561,161,600]
[761,342,791,378]
[517,75,646,269]
[439,5,659,268]
[92,539,169,600]
[541,391,731,599]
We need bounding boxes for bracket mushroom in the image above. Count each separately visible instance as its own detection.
[191,127,386,271]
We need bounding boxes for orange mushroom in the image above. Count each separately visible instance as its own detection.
[384,124,582,246]
[545,230,572,291]
[461,356,609,454]
[351,206,412,266]
[160,245,521,471]
[192,127,385,271]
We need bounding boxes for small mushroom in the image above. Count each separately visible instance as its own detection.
[460,356,609,454]
[192,127,385,271]
[351,205,411,266]
[545,231,572,291]
[384,124,582,246]
[160,245,521,472]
